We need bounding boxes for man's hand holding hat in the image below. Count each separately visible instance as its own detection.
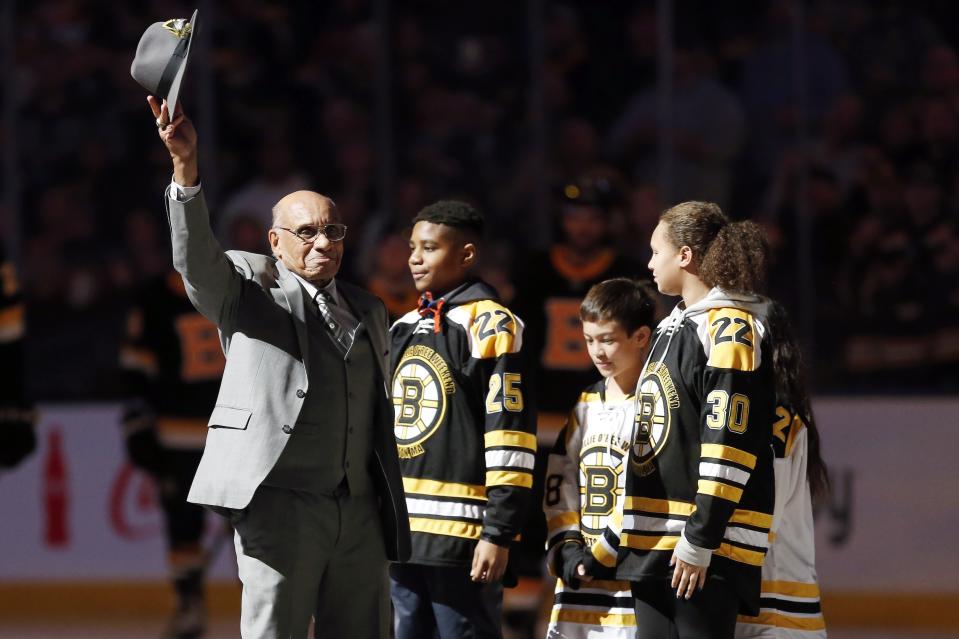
[148,97,198,187]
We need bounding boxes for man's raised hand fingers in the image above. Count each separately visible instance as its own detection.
[147,96,161,119]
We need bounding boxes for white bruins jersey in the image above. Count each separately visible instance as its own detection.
[544,382,637,638]
[737,407,826,637]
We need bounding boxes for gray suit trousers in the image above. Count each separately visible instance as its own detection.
[232,485,390,638]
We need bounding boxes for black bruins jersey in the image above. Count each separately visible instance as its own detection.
[120,272,225,447]
[390,280,535,566]
[0,249,26,402]
[590,288,775,614]
[0,248,35,469]
[514,246,640,413]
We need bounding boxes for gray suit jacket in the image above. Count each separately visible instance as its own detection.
[165,189,410,562]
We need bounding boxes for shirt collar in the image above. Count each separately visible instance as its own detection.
[290,271,339,305]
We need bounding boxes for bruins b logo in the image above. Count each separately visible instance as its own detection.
[392,345,455,458]
[630,362,679,476]
[579,443,626,539]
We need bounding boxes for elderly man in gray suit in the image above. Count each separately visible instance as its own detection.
[148,97,410,638]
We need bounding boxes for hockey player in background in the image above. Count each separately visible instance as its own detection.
[735,301,828,638]
[119,270,225,639]
[389,201,536,638]
[0,247,36,471]
[513,176,642,419]
[543,278,657,638]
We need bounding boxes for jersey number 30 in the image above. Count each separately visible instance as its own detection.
[705,390,750,433]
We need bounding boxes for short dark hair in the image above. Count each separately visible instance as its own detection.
[413,200,484,237]
[580,278,657,335]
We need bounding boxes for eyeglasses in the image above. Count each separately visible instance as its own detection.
[275,224,348,243]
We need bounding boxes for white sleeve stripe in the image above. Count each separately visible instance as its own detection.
[622,515,687,534]
[723,526,770,549]
[485,450,535,470]
[405,497,485,521]
[699,462,751,486]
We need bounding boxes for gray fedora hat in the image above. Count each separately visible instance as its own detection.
[130,10,199,116]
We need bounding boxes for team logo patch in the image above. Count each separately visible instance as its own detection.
[392,345,455,458]
[579,454,627,539]
[630,362,680,476]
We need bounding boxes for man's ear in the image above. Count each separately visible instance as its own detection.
[678,245,693,268]
[462,242,477,268]
[268,229,281,257]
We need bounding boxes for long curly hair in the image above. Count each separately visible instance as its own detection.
[660,201,769,294]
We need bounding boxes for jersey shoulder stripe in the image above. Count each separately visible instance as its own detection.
[447,299,524,359]
[703,307,760,371]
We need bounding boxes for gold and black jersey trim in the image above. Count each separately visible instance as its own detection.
[403,477,487,540]
[737,580,826,632]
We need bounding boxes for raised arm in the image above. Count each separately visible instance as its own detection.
[149,98,242,327]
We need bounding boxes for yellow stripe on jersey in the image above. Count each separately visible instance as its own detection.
[737,611,826,631]
[547,511,580,530]
[729,508,774,530]
[706,308,758,371]
[409,517,482,540]
[621,533,679,551]
[591,537,618,567]
[464,300,519,359]
[785,413,805,458]
[761,580,821,598]
[698,479,744,503]
[485,430,537,451]
[578,391,602,404]
[716,542,765,566]
[624,497,695,516]
[402,477,486,501]
[701,443,757,469]
[549,609,637,628]
[486,470,533,488]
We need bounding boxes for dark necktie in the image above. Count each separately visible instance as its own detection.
[314,290,351,354]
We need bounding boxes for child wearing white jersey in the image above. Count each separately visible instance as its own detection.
[544,278,657,638]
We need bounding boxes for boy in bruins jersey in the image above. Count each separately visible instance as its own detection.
[389,201,535,638]
[544,278,656,639]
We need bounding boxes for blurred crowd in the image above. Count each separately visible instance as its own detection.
[5,0,958,399]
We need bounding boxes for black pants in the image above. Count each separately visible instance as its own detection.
[632,576,739,639]
[159,448,206,549]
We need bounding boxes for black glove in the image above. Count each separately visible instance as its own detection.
[553,541,589,590]
[121,403,164,475]
[0,407,37,469]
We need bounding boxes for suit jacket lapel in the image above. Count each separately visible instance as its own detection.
[275,262,311,372]
[339,284,389,383]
